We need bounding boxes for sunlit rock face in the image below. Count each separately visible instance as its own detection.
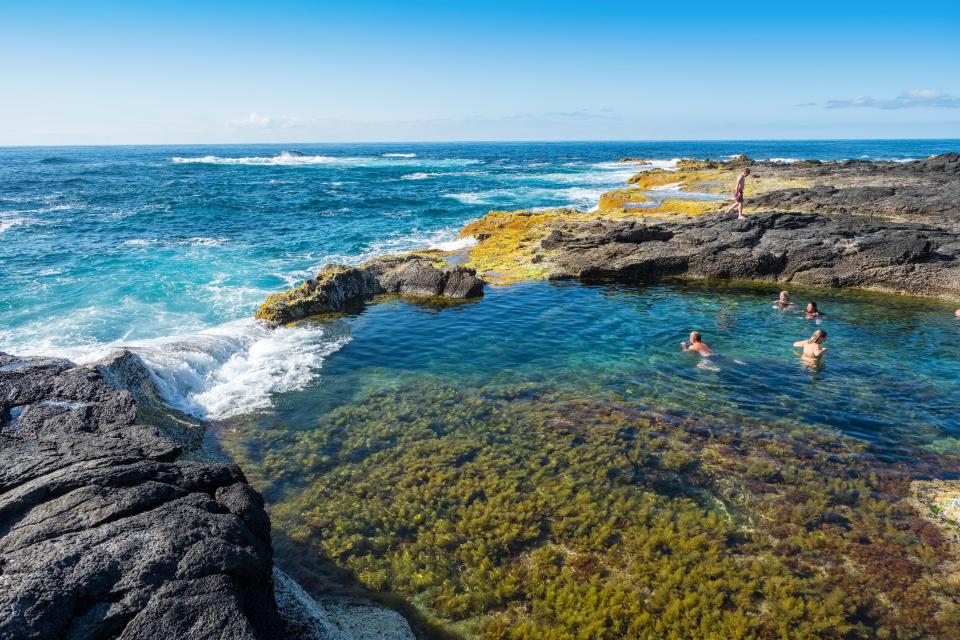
[256,255,484,324]
[543,211,960,301]
[0,350,287,639]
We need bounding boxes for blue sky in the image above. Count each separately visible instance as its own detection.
[2,0,959,144]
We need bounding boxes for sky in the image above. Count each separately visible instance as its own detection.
[1,0,959,145]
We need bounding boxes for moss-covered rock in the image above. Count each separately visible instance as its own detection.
[256,257,484,324]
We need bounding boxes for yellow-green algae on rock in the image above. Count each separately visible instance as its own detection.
[256,253,484,324]
[454,156,818,285]
[222,378,960,640]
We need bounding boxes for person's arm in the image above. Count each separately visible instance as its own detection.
[814,345,828,355]
[793,339,807,348]
[680,341,689,352]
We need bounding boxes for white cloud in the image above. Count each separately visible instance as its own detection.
[225,112,303,129]
[826,89,960,110]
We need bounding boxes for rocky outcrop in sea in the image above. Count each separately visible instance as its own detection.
[257,254,484,324]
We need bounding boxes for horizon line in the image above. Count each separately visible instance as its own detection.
[2,136,960,150]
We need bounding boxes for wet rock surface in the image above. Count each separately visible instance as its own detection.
[257,255,484,324]
[543,211,960,300]
[0,350,285,639]
[0,350,412,639]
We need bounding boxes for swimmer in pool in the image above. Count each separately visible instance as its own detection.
[805,301,824,318]
[775,290,793,309]
[680,331,714,356]
[793,329,828,360]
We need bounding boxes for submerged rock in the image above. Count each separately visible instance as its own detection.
[274,570,414,640]
[910,479,960,544]
[257,255,484,324]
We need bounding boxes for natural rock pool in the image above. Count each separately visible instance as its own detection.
[220,281,960,639]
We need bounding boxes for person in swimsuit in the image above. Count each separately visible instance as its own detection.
[723,168,751,220]
[775,290,793,309]
[680,331,714,356]
[805,302,824,318]
[793,329,828,360]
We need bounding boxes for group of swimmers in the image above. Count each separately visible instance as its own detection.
[681,290,828,363]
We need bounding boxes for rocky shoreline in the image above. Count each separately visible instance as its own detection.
[0,350,414,640]
[259,154,960,325]
[542,211,960,300]
[4,153,958,639]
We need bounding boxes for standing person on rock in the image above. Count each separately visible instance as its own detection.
[723,168,751,219]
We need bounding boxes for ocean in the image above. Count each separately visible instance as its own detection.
[1,139,957,419]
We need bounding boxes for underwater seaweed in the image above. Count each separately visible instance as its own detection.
[221,377,960,639]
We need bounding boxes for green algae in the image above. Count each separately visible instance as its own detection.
[222,376,960,639]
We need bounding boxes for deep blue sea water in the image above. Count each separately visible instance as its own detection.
[2,140,958,421]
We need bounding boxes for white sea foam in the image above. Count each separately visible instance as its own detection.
[767,158,800,164]
[171,151,337,166]
[121,236,228,248]
[4,317,349,420]
[133,320,349,419]
[0,217,31,234]
[650,182,684,192]
[317,226,469,268]
[444,185,606,209]
[430,236,478,252]
[382,152,417,158]
[401,172,432,180]
[184,236,229,247]
[444,192,490,205]
[171,152,480,168]
[593,158,680,171]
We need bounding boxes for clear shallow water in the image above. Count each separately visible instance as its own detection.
[1,139,958,418]
[222,280,960,638]
[237,281,960,460]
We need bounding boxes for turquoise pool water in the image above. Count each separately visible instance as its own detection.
[235,280,960,465]
[222,280,960,639]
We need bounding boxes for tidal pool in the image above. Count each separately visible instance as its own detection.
[220,281,960,639]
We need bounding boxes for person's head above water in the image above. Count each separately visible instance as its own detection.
[810,329,827,344]
[779,290,790,303]
[806,302,819,314]
[690,331,702,343]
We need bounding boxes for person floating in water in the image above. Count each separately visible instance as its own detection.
[805,302,824,318]
[955,309,960,317]
[723,168,751,220]
[775,290,793,309]
[793,329,828,360]
[680,331,714,356]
